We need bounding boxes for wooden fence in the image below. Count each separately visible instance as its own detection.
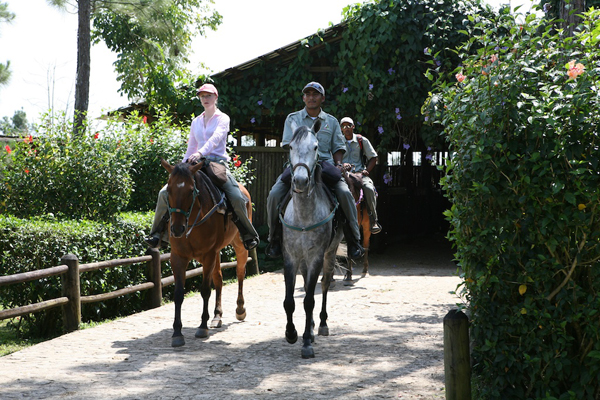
[0,248,259,332]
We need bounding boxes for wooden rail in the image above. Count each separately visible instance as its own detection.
[0,247,259,332]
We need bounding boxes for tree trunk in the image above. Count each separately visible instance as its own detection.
[74,0,91,136]
[560,0,586,37]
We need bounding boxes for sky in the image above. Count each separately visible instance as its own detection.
[0,0,538,125]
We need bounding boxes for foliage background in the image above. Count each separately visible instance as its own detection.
[425,8,600,399]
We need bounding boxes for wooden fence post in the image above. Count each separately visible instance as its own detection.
[146,247,162,309]
[61,254,81,332]
[444,309,471,400]
[248,248,259,276]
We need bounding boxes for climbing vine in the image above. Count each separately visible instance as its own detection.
[212,0,494,155]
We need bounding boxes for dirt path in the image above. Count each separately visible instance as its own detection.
[0,236,461,399]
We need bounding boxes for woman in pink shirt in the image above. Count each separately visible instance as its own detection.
[145,83,259,251]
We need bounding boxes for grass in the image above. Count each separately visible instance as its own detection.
[0,318,46,357]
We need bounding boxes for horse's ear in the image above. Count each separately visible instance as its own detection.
[312,119,321,134]
[190,162,204,175]
[161,158,174,174]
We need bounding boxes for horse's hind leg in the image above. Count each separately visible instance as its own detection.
[319,252,336,336]
[232,241,248,321]
[283,258,298,345]
[210,257,223,329]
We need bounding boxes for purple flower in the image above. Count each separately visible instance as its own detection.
[395,108,400,114]
[396,114,402,120]
[257,100,263,106]
[251,117,256,124]
[369,84,374,90]
[436,60,442,67]
[343,87,349,93]
[403,143,410,150]
[423,47,430,55]
[383,173,392,185]
[378,126,384,134]
[388,68,395,75]
[424,116,429,121]
[427,146,432,151]
[425,154,433,161]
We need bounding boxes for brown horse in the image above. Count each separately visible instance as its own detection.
[161,159,250,347]
[343,171,372,283]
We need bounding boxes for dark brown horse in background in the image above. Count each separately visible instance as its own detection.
[343,170,372,283]
[161,159,250,347]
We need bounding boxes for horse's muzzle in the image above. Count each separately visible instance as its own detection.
[170,223,186,238]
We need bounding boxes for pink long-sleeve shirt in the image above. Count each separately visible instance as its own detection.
[183,109,230,162]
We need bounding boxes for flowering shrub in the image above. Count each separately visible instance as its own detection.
[425,8,600,399]
[0,112,132,220]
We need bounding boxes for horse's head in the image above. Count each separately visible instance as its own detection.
[161,159,203,238]
[288,120,321,194]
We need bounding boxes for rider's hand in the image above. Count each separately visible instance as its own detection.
[188,152,203,164]
[361,170,369,176]
[343,163,353,172]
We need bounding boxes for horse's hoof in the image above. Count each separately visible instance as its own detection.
[318,326,329,336]
[285,329,298,344]
[301,345,315,359]
[171,335,185,347]
[210,318,222,329]
[361,271,369,278]
[195,327,209,338]
[236,309,246,321]
[343,279,354,286]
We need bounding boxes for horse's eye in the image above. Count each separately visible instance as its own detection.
[314,145,318,151]
[289,145,293,150]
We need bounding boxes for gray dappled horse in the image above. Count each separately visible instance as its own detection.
[281,121,344,358]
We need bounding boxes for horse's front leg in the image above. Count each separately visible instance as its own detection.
[171,254,189,347]
[195,254,217,339]
[301,264,321,359]
[283,257,298,345]
[210,255,223,329]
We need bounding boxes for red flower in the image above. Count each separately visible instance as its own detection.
[142,115,148,124]
[24,135,33,144]
[234,160,241,168]
[149,138,154,144]
[94,132,99,140]
[4,145,11,154]
[24,169,29,174]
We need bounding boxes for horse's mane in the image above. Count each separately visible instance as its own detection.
[173,162,194,179]
[290,125,310,145]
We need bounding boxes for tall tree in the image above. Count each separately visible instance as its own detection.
[0,2,15,89]
[47,0,221,135]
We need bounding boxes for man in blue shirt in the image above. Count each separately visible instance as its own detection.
[265,82,365,260]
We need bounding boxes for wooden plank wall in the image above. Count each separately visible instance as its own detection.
[234,146,288,228]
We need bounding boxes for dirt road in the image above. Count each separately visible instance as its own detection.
[0,236,461,399]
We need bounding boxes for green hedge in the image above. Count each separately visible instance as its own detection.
[425,8,600,399]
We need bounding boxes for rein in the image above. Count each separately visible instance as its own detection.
[168,176,225,238]
[279,200,338,232]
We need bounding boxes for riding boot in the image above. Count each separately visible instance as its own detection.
[145,211,170,248]
[265,219,283,259]
[342,219,365,260]
[369,212,382,235]
[232,212,259,251]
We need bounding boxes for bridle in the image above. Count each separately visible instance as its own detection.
[280,140,338,232]
[168,175,225,238]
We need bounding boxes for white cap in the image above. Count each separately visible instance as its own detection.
[340,117,354,126]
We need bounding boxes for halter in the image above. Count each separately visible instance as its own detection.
[168,176,225,238]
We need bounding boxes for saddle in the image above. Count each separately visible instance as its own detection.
[343,171,365,204]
